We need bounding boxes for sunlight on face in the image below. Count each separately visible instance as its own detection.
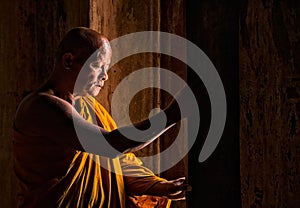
[85,50,111,96]
[74,41,112,97]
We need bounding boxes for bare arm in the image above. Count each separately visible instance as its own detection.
[16,93,182,158]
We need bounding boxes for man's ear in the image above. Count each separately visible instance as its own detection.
[62,53,73,69]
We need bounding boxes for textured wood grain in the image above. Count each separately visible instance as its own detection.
[0,0,89,207]
[240,0,300,207]
[90,0,163,173]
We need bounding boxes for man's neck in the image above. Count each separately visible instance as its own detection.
[40,80,75,105]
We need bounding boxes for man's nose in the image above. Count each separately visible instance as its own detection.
[99,71,108,81]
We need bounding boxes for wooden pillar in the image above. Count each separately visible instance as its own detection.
[0,0,89,207]
[89,0,161,117]
[89,0,163,172]
[240,0,300,207]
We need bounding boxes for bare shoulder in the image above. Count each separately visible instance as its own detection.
[15,92,73,116]
[14,92,74,134]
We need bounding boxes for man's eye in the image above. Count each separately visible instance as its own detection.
[92,63,99,67]
[91,63,101,69]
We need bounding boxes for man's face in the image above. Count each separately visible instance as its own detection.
[74,45,112,97]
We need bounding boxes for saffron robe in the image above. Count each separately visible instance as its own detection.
[13,95,171,208]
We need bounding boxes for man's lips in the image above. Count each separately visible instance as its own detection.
[94,83,104,88]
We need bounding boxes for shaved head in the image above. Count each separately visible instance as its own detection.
[47,27,112,99]
[56,27,110,64]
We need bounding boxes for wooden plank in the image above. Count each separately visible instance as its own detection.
[240,0,300,207]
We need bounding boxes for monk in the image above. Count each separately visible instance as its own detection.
[13,27,189,208]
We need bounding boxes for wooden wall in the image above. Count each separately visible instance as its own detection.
[0,0,89,207]
[240,0,300,207]
[186,0,300,207]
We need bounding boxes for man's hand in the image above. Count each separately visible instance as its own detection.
[162,177,192,201]
[146,176,192,201]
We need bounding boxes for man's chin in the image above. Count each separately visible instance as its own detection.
[89,88,101,97]
[74,88,101,97]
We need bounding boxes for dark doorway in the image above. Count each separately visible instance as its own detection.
[186,1,241,207]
